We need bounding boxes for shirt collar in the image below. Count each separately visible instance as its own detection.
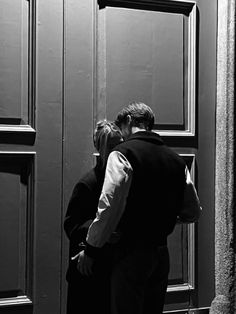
[126,131,164,145]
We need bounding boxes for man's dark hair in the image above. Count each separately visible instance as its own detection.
[115,102,155,131]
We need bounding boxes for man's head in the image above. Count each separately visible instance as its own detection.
[93,120,123,167]
[115,102,155,139]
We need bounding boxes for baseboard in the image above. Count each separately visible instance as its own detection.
[163,307,210,314]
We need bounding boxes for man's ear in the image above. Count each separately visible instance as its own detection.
[126,115,132,124]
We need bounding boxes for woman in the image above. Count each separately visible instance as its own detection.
[64,120,123,314]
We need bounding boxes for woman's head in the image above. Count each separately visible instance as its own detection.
[93,120,123,167]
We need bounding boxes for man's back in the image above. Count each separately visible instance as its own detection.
[115,131,186,245]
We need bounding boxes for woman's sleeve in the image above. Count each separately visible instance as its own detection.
[64,182,94,243]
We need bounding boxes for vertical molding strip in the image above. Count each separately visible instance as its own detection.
[96,5,107,121]
[28,0,36,129]
[187,3,196,135]
[60,0,66,313]
[92,0,98,128]
[210,1,236,313]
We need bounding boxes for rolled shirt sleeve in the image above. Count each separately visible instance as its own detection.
[85,151,133,255]
[178,166,202,223]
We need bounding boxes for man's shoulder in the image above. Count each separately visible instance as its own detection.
[112,140,131,156]
[162,145,186,162]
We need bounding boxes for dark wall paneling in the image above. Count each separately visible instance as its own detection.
[0,152,35,309]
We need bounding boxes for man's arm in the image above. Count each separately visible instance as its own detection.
[178,166,202,223]
[85,151,132,256]
[77,151,132,276]
[85,150,133,256]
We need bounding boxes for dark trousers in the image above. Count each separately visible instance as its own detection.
[110,244,169,314]
[66,273,110,314]
[66,247,112,314]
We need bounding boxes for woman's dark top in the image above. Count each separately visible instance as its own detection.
[64,164,111,314]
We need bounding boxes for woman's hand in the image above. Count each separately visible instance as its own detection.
[76,250,94,276]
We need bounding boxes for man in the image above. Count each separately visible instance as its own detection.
[77,102,201,314]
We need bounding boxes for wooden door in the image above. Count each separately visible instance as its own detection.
[0,0,63,313]
[64,0,217,313]
[0,0,216,313]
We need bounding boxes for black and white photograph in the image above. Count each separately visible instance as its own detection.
[0,0,235,313]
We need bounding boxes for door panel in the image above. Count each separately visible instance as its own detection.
[106,8,185,127]
[0,153,34,306]
[0,0,35,133]
[0,0,63,313]
[98,1,196,137]
[0,0,28,121]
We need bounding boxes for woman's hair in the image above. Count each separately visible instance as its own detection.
[93,120,123,167]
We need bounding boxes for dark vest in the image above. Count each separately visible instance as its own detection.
[115,131,186,246]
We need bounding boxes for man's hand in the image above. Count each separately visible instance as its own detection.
[76,250,94,276]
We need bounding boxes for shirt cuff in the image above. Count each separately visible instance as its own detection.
[84,242,102,258]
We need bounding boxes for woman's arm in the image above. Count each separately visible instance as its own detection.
[64,182,95,243]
